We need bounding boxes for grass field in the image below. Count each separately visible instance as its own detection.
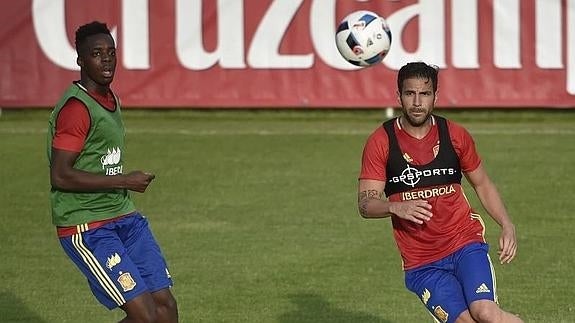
[0,108,574,322]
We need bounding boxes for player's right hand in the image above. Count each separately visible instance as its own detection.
[389,199,433,224]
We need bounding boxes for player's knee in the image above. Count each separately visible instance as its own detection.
[469,300,502,323]
[153,290,178,321]
[454,310,476,323]
[158,295,178,316]
[143,311,158,323]
[121,295,159,323]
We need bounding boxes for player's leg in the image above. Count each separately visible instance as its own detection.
[466,300,523,323]
[59,226,159,322]
[118,292,157,322]
[454,311,476,323]
[117,290,177,323]
[405,260,473,323]
[151,288,178,323]
[121,212,178,323]
[455,242,523,323]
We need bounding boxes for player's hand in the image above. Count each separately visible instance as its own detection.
[124,171,155,193]
[498,224,517,264]
[389,199,433,224]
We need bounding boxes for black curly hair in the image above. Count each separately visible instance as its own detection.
[74,21,112,54]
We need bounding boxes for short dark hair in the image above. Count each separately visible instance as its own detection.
[75,21,112,54]
[397,62,439,93]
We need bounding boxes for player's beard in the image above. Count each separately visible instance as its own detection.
[403,108,432,127]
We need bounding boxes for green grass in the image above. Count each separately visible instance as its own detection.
[0,109,574,322]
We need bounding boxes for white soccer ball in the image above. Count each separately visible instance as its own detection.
[335,10,392,67]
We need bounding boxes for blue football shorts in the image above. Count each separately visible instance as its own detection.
[404,242,498,323]
[59,212,173,309]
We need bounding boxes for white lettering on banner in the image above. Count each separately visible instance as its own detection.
[536,0,562,68]
[31,0,150,70]
[30,0,575,94]
[121,0,150,69]
[310,0,361,70]
[176,0,246,69]
[494,0,520,68]
[569,0,575,94]
[32,0,83,70]
[248,0,313,69]
[452,0,479,68]
[384,0,447,69]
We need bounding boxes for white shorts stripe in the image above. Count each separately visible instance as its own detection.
[486,253,499,304]
[71,233,126,306]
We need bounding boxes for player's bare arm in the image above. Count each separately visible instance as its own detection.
[358,179,433,223]
[50,148,155,193]
[465,164,518,264]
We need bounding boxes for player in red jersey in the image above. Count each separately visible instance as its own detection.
[358,62,523,323]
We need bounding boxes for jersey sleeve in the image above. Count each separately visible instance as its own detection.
[52,98,90,152]
[359,127,389,181]
[448,121,481,172]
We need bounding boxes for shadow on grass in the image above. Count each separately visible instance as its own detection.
[0,291,47,322]
[278,293,390,323]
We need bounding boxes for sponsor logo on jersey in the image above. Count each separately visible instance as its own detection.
[389,165,458,188]
[401,184,456,201]
[100,147,123,175]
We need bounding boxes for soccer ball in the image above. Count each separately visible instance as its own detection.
[335,10,392,67]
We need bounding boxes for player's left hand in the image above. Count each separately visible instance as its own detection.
[498,224,517,264]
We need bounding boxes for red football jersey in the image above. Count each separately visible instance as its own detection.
[359,116,486,270]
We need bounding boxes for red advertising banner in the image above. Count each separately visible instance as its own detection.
[1,0,574,108]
